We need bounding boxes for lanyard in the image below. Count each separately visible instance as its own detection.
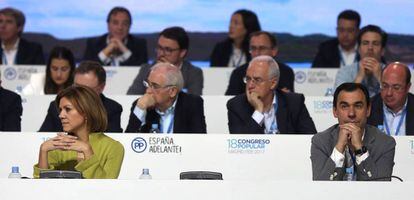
[158,109,175,134]
[383,107,407,136]
[348,147,356,168]
[267,98,279,134]
[160,117,174,134]
[346,147,356,181]
[2,52,7,65]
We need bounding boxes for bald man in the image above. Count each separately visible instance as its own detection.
[227,55,316,134]
[367,62,414,135]
[125,62,206,133]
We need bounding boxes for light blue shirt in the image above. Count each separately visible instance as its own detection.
[251,94,278,134]
[133,98,178,133]
[334,62,384,97]
[382,100,408,136]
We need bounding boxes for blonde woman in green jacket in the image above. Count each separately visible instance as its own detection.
[34,85,124,179]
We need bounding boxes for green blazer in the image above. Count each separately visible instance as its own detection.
[33,132,124,179]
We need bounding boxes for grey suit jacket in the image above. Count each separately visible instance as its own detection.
[311,124,395,181]
[126,60,203,95]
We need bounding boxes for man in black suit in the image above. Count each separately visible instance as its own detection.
[368,62,414,135]
[227,55,316,134]
[312,10,360,68]
[39,61,123,133]
[0,71,22,131]
[83,7,147,66]
[226,31,294,95]
[0,7,44,65]
[125,62,206,133]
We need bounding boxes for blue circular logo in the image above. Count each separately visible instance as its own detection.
[295,71,306,84]
[4,67,17,80]
[131,137,147,153]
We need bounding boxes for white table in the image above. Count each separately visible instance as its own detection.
[0,179,412,200]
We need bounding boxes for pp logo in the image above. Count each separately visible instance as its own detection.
[295,71,306,84]
[4,67,17,80]
[131,137,147,153]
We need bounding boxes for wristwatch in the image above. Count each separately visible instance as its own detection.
[354,146,368,156]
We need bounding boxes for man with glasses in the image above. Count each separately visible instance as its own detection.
[368,62,414,135]
[227,55,316,134]
[83,6,148,66]
[127,26,203,95]
[125,62,206,133]
[334,25,387,97]
[312,10,360,68]
[39,61,123,132]
[225,31,294,95]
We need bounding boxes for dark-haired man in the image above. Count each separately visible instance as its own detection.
[83,7,147,66]
[0,7,44,65]
[334,25,387,97]
[39,61,123,132]
[368,62,414,135]
[312,10,360,68]
[311,83,395,181]
[127,26,203,95]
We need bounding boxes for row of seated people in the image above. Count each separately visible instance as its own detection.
[0,6,404,182]
[26,72,395,181]
[0,6,386,69]
[1,56,412,136]
[1,7,403,97]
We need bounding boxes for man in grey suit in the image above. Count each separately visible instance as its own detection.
[127,26,203,95]
[311,83,395,181]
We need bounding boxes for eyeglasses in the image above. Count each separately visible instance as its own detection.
[381,83,405,92]
[243,76,273,85]
[155,45,180,56]
[249,46,272,54]
[143,80,174,90]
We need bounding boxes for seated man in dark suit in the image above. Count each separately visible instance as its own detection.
[227,55,316,134]
[311,83,395,181]
[83,7,147,66]
[368,62,414,136]
[312,10,360,68]
[226,31,294,95]
[125,62,206,133]
[0,7,44,65]
[0,71,22,131]
[127,26,203,95]
[39,61,123,132]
